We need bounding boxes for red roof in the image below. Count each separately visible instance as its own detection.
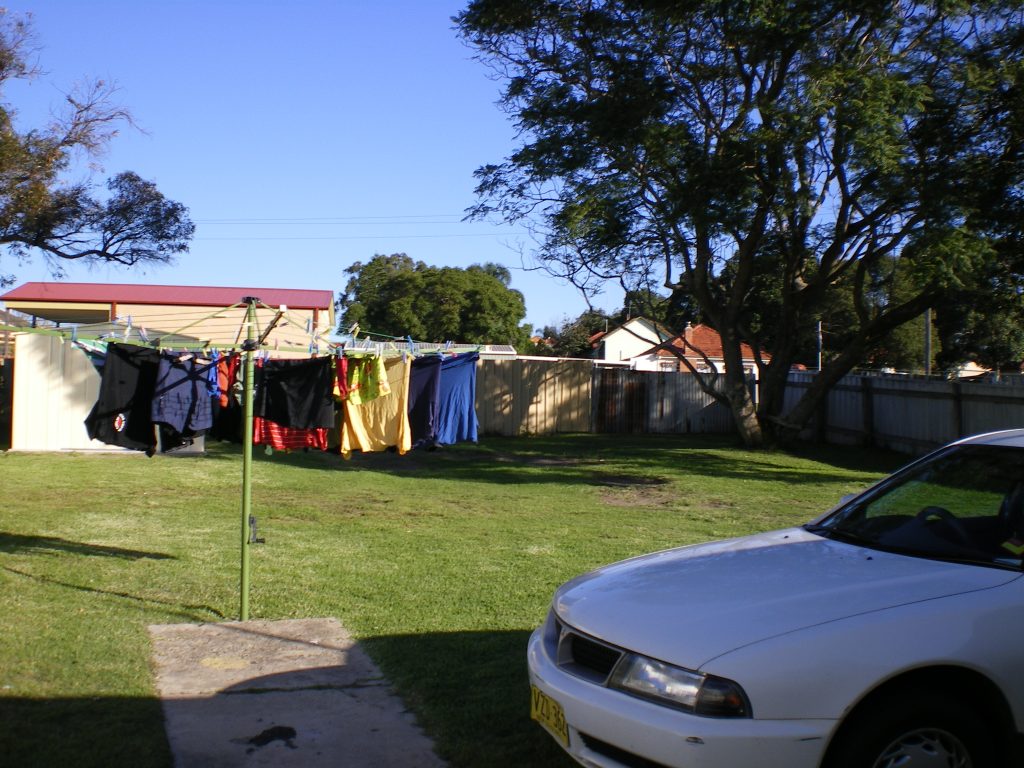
[0,282,333,309]
[654,324,767,362]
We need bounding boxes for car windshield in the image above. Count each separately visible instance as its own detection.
[808,444,1024,570]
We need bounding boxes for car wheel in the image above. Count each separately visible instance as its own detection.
[826,692,992,768]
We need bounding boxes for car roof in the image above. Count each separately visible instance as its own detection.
[955,429,1024,448]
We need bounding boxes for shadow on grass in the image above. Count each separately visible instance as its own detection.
[198,433,905,490]
[0,628,571,768]
[362,629,574,768]
[0,532,175,560]
[1,565,225,622]
[0,695,172,768]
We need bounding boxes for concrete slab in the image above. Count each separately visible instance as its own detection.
[148,618,446,767]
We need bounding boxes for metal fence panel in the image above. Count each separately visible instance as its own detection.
[783,371,1024,454]
[959,382,1024,437]
[476,360,735,436]
[12,334,105,451]
[477,358,592,436]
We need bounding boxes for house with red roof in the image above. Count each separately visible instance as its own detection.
[633,322,767,374]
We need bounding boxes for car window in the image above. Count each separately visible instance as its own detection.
[813,444,1024,568]
[863,462,1004,521]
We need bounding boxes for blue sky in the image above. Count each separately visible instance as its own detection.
[1,0,623,333]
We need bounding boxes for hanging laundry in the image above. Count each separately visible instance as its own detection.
[218,353,240,409]
[207,349,221,400]
[210,352,243,442]
[408,355,442,448]
[73,339,107,373]
[151,351,215,446]
[84,343,161,454]
[345,354,390,405]
[254,356,335,429]
[435,352,479,445]
[333,355,349,400]
[340,356,411,458]
[253,417,330,451]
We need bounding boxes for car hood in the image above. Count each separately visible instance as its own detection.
[554,527,1021,668]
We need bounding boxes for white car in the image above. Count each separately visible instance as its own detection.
[528,429,1024,768]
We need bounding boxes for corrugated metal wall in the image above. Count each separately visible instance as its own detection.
[12,334,107,451]
[477,358,593,435]
[477,360,735,436]
[480,362,1024,447]
[592,368,735,434]
[784,372,1024,453]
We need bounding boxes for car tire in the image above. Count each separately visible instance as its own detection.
[826,690,993,768]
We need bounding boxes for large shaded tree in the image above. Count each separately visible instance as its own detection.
[0,11,193,287]
[933,248,1024,371]
[457,0,1024,446]
[338,253,532,347]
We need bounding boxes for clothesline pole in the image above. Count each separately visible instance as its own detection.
[239,296,259,621]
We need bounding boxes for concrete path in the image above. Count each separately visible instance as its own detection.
[148,618,447,767]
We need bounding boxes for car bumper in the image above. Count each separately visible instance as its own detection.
[527,625,835,768]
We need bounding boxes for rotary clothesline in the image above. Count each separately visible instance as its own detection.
[5,305,484,359]
[6,297,480,620]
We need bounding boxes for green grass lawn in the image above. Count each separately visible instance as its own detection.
[0,434,904,767]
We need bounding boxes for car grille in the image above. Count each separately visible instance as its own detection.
[555,619,624,683]
[580,733,673,768]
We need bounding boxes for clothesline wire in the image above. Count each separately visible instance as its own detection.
[3,300,482,358]
[335,323,483,354]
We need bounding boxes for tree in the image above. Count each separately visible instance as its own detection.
[932,248,1024,371]
[547,308,612,357]
[457,0,1024,446]
[935,295,1024,373]
[337,253,532,347]
[0,11,193,287]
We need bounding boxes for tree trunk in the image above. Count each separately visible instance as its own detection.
[762,339,869,446]
[719,326,764,447]
[728,376,763,447]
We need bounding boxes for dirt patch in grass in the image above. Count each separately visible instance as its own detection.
[595,475,674,507]
[490,451,585,467]
[591,473,669,487]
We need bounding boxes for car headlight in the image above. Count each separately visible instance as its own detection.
[608,653,750,717]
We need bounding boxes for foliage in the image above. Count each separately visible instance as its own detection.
[530,291,673,358]
[0,435,899,767]
[539,308,611,357]
[934,260,1024,371]
[457,0,1024,446]
[0,11,193,287]
[337,253,531,347]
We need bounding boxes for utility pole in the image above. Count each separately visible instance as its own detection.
[817,320,823,371]
[924,308,932,376]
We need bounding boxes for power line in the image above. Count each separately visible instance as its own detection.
[194,214,469,224]
[194,232,528,242]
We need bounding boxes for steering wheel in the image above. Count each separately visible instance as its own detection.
[915,505,972,546]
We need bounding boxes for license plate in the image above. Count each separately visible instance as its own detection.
[531,684,569,748]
